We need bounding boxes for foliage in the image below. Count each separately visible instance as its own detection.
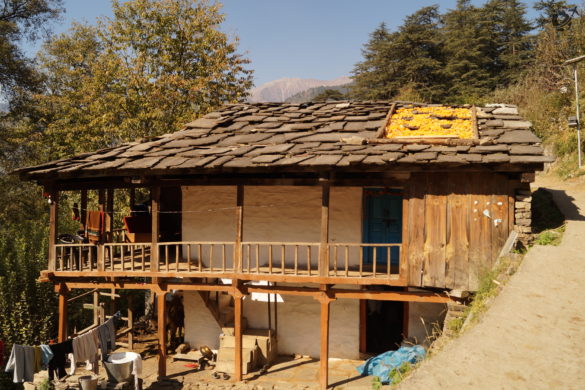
[534,226,565,245]
[312,88,347,102]
[389,361,415,386]
[24,0,253,160]
[0,0,63,102]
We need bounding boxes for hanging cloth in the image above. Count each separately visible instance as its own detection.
[48,339,73,381]
[4,344,36,383]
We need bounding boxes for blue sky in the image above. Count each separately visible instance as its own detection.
[30,0,541,87]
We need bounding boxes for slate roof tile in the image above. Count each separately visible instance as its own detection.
[17,101,550,180]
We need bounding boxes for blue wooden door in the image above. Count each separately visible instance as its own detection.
[363,188,403,266]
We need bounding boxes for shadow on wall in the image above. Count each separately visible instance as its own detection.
[536,188,585,223]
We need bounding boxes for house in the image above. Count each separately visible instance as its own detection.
[17,101,551,388]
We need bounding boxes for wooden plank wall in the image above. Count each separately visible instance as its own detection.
[406,172,511,291]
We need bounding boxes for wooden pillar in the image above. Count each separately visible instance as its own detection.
[48,188,59,272]
[97,190,106,271]
[106,189,115,242]
[233,281,244,381]
[58,284,68,342]
[157,292,167,378]
[315,286,334,390]
[319,175,331,277]
[151,186,160,272]
[129,187,136,208]
[128,295,134,350]
[80,190,88,232]
[93,291,99,326]
[235,185,244,272]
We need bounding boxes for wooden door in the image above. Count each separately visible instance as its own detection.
[363,188,403,266]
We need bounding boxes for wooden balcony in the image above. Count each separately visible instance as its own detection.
[48,241,405,286]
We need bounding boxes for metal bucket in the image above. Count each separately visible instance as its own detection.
[104,353,134,383]
[78,375,98,390]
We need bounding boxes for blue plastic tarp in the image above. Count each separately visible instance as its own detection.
[356,345,426,384]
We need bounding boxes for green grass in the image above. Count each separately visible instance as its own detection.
[534,225,565,246]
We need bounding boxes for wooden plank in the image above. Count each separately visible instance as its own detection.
[491,174,510,264]
[468,173,491,290]
[446,174,470,290]
[157,292,167,378]
[58,284,68,342]
[375,103,396,138]
[234,185,244,272]
[151,186,160,272]
[48,189,59,272]
[407,174,426,286]
[423,175,447,288]
[400,193,409,281]
[319,176,330,277]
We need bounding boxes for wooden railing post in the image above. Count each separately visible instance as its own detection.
[319,174,331,277]
[235,185,244,272]
[151,186,160,272]
[48,188,59,272]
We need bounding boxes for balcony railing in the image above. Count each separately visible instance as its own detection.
[52,241,403,282]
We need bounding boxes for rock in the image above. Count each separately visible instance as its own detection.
[492,107,519,115]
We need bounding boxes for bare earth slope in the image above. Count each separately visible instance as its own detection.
[398,174,585,390]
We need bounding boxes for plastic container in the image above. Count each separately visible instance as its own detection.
[78,375,99,390]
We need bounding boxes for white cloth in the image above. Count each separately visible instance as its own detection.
[72,328,100,373]
[108,352,142,389]
[4,344,35,383]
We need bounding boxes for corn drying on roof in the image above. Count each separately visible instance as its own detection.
[386,106,474,139]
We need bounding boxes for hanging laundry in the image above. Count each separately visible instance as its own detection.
[48,339,74,380]
[73,328,100,374]
[33,346,42,373]
[5,344,36,383]
[86,211,105,242]
[39,344,54,369]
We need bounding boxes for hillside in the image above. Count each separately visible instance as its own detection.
[284,83,351,103]
[249,76,350,102]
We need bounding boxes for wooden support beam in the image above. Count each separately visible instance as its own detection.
[48,189,59,272]
[128,295,134,350]
[93,291,99,326]
[129,187,136,208]
[319,175,330,277]
[315,286,335,390]
[58,284,68,342]
[97,190,106,271]
[233,280,244,382]
[157,292,167,378]
[151,186,160,272]
[234,185,244,272]
[106,189,114,242]
[80,190,88,232]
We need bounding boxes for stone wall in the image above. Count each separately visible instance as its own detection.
[514,186,532,246]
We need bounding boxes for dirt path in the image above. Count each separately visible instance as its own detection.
[397,174,585,390]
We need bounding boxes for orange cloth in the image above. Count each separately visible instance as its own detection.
[86,211,104,242]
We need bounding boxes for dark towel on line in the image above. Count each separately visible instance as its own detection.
[48,339,73,380]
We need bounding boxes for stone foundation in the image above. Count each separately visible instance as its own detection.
[514,187,532,246]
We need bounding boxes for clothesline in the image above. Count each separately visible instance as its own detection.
[4,312,123,384]
[68,195,322,216]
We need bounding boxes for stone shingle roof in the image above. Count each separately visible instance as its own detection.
[17,101,553,181]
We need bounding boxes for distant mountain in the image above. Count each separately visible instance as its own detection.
[285,84,352,103]
[249,76,351,103]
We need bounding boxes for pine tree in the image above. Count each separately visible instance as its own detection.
[350,23,400,100]
[483,0,534,84]
[534,0,578,29]
[393,5,446,102]
[442,0,496,102]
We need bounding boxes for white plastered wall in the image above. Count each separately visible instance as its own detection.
[407,302,447,345]
[181,186,362,358]
[183,291,223,350]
